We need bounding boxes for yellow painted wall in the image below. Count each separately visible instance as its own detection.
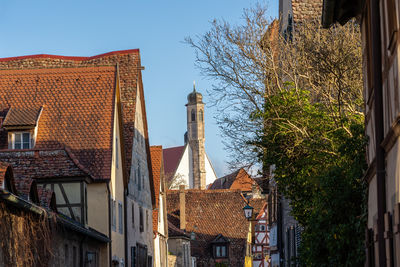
[110,95,126,264]
[87,183,109,234]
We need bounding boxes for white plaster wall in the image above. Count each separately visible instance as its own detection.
[127,83,154,266]
[174,146,217,189]
[205,153,217,186]
[154,235,161,267]
[385,141,400,213]
[174,145,192,188]
[110,97,126,263]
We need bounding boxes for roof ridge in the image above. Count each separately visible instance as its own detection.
[0,49,139,62]
[0,65,116,75]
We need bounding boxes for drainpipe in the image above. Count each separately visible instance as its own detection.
[369,0,386,265]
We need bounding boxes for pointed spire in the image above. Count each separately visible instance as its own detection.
[193,80,196,92]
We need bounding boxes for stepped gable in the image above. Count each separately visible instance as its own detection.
[0,49,144,181]
[166,189,265,265]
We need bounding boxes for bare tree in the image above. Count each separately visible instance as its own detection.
[185,5,362,170]
[168,173,188,189]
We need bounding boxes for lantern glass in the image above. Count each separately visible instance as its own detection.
[243,204,254,220]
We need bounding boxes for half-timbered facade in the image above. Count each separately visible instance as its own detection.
[252,204,270,267]
[0,49,153,266]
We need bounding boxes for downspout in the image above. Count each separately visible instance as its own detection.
[369,0,386,264]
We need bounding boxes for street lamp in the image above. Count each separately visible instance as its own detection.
[243,204,254,220]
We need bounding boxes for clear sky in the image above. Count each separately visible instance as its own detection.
[0,0,278,177]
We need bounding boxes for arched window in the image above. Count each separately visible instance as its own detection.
[191,109,196,122]
[199,110,204,122]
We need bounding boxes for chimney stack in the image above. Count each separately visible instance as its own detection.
[179,185,186,230]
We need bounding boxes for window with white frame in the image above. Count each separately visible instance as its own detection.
[10,132,31,149]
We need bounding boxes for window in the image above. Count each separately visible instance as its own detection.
[199,110,203,122]
[213,243,228,259]
[139,207,144,232]
[132,203,135,228]
[118,201,123,234]
[11,132,30,149]
[191,109,195,122]
[216,245,227,258]
[112,199,116,231]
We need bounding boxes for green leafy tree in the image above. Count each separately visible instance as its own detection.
[187,5,366,265]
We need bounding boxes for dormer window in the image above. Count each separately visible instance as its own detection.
[2,106,42,150]
[12,132,31,149]
[211,234,229,259]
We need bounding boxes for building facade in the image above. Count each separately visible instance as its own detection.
[0,162,109,267]
[150,146,169,267]
[0,49,154,266]
[166,187,266,267]
[322,0,400,265]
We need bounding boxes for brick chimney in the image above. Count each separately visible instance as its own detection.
[179,185,186,230]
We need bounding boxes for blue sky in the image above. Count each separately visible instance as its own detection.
[0,0,278,177]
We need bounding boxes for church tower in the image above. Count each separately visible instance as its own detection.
[186,83,206,189]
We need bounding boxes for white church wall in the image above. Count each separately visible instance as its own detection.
[205,153,218,186]
[174,145,193,188]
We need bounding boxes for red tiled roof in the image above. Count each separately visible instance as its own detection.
[15,176,37,201]
[168,220,189,238]
[37,185,57,211]
[163,145,185,181]
[0,161,16,193]
[150,145,163,233]
[0,49,146,184]
[209,168,256,192]
[0,149,89,180]
[0,49,139,62]
[0,67,115,180]
[0,161,55,210]
[3,106,42,127]
[166,189,266,265]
